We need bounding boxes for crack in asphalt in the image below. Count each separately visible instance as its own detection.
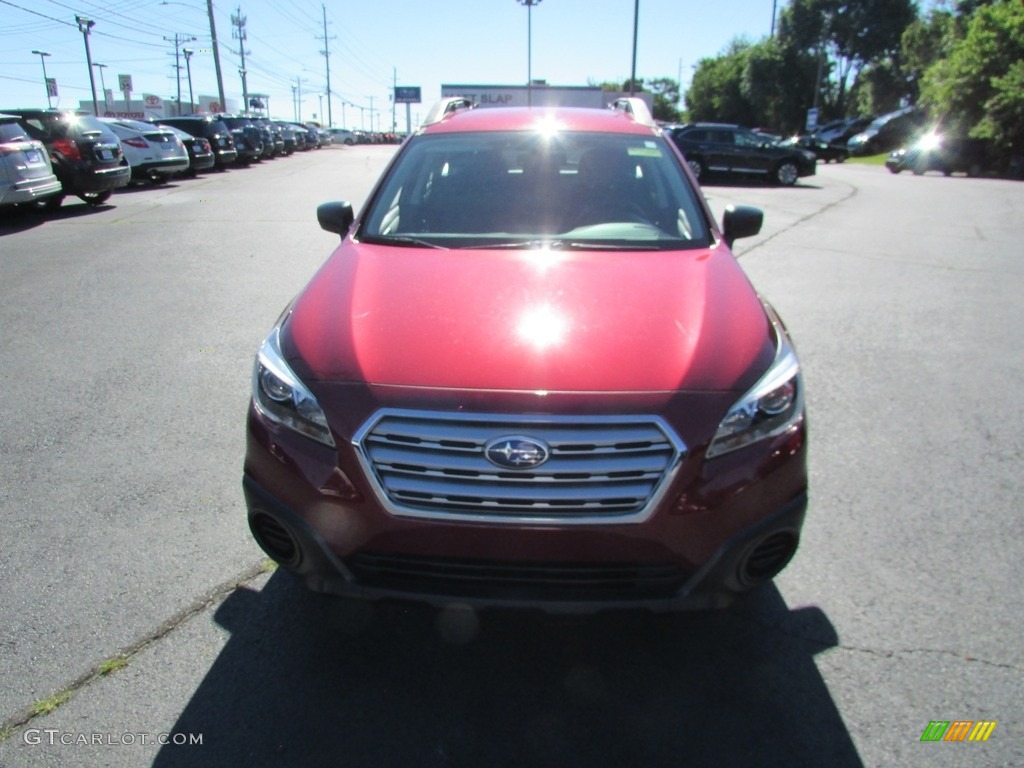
[733,175,859,258]
[731,612,1022,672]
[0,559,272,741]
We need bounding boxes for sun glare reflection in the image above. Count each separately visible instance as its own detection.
[533,113,564,140]
[517,304,568,351]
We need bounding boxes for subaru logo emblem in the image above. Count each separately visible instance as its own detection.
[484,436,550,470]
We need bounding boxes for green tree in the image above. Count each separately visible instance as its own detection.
[919,0,1024,150]
[683,38,816,133]
[644,77,681,122]
[685,40,755,124]
[778,0,916,116]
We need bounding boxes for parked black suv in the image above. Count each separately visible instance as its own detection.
[847,106,927,156]
[1,108,130,208]
[212,114,264,164]
[668,123,816,185]
[250,117,283,157]
[156,115,239,170]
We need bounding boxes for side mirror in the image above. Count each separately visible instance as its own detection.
[721,205,763,250]
[317,201,355,238]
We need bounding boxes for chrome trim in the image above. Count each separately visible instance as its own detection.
[352,410,686,526]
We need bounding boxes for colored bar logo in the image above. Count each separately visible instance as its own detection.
[921,720,997,742]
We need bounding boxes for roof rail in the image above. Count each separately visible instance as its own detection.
[609,97,656,127]
[422,97,476,127]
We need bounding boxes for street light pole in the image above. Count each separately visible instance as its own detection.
[31,50,52,108]
[93,62,108,112]
[75,16,100,116]
[516,0,541,107]
[629,0,639,95]
[183,48,195,112]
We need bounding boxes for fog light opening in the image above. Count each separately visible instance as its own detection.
[739,531,798,586]
[249,511,302,568]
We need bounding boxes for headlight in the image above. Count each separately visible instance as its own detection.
[706,334,803,458]
[251,326,335,447]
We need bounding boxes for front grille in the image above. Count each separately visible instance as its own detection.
[349,551,688,602]
[353,410,685,524]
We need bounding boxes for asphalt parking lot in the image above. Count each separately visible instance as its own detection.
[1,150,1021,767]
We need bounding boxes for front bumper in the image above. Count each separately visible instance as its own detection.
[243,472,807,613]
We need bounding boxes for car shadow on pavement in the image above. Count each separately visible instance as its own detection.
[152,572,862,768]
[701,179,824,191]
[0,202,111,233]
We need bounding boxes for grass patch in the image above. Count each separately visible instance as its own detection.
[261,558,279,573]
[31,690,72,717]
[98,655,130,676]
[847,153,889,166]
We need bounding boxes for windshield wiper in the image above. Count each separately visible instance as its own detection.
[361,235,448,249]
[472,240,554,250]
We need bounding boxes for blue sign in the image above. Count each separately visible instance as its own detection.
[394,86,421,104]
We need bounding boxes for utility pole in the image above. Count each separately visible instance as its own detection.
[316,4,335,126]
[204,0,226,110]
[231,8,249,111]
[165,33,197,116]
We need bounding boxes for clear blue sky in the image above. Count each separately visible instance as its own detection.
[1,0,783,128]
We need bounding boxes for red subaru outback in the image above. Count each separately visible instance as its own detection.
[243,98,807,612]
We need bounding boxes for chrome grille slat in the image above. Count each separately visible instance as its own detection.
[369,444,670,476]
[353,410,686,524]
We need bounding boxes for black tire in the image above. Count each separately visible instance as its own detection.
[774,161,799,186]
[40,194,64,212]
[686,157,705,182]
[79,191,112,207]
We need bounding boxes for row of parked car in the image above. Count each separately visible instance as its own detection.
[0,109,351,211]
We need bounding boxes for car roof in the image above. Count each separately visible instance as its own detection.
[101,118,168,132]
[419,105,660,137]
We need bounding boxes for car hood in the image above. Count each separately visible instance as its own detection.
[284,241,775,393]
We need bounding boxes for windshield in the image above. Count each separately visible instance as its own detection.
[359,131,711,250]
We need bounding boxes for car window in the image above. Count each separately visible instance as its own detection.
[360,131,710,249]
[707,130,735,145]
[734,131,763,148]
[0,122,28,142]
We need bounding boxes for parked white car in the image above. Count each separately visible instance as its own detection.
[327,127,356,145]
[99,118,189,182]
[0,113,62,208]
